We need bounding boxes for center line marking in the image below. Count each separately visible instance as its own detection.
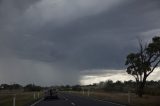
[71,102,76,106]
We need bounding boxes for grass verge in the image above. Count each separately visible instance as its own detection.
[0,92,43,106]
[68,91,160,106]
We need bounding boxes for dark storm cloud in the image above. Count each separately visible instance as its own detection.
[0,0,160,85]
[21,0,160,69]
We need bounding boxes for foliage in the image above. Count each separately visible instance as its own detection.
[0,84,22,90]
[24,84,42,91]
[125,36,160,97]
[95,80,160,95]
[0,84,43,91]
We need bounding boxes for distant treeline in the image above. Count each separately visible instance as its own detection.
[96,80,160,95]
[1,80,160,95]
[58,80,160,95]
[0,84,43,91]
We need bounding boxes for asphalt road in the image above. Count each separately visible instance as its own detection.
[34,93,125,106]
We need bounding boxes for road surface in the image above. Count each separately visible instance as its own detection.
[35,93,125,106]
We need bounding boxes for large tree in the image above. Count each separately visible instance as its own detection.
[125,36,160,97]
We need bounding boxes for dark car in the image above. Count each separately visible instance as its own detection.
[44,89,58,100]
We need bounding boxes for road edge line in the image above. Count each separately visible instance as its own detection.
[67,92,126,106]
[94,99,126,106]
[30,98,44,106]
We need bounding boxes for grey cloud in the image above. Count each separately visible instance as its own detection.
[0,0,160,85]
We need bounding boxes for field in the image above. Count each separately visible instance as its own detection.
[69,91,160,106]
[0,91,43,106]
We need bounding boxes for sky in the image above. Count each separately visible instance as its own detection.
[0,0,160,86]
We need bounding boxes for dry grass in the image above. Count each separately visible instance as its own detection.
[0,92,43,106]
[69,91,160,106]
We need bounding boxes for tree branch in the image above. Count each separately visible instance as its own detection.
[147,59,160,77]
[150,54,160,63]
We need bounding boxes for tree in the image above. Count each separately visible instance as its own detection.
[125,36,160,97]
[72,85,82,91]
[104,80,114,91]
[24,84,42,91]
[10,84,22,90]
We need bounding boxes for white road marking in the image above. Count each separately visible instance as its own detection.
[60,92,125,106]
[71,102,76,106]
[30,98,44,106]
[95,99,126,106]
[59,93,69,101]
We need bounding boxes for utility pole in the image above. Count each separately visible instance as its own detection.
[82,87,84,95]
[87,88,90,96]
[33,92,36,99]
[128,91,131,104]
[38,92,40,98]
[13,94,16,106]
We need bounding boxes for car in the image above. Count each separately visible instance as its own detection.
[44,89,58,100]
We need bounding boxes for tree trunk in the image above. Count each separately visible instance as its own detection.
[135,80,139,95]
[137,86,144,97]
[137,78,146,97]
